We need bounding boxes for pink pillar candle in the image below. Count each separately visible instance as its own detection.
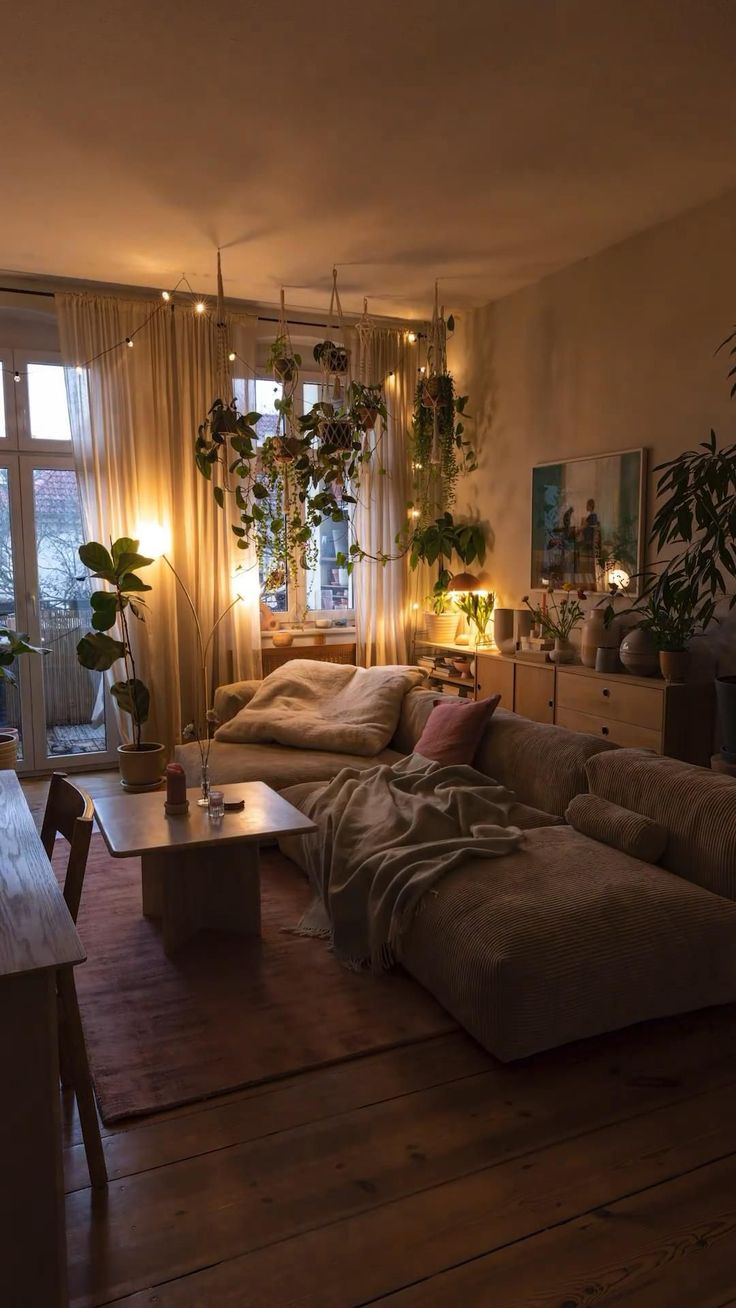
[166,762,187,806]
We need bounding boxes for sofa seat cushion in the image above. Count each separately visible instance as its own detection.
[585,749,736,900]
[399,825,736,1062]
[174,740,403,790]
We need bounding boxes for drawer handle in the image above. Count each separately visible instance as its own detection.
[601,725,609,736]
[602,688,611,698]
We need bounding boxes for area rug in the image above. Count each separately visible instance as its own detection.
[57,837,455,1123]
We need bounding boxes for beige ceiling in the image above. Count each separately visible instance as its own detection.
[2,0,736,320]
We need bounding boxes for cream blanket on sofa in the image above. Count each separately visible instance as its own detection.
[214,660,425,756]
[294,754,524,970]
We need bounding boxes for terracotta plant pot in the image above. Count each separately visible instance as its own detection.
[659,649,690,683]
[117,742,166,790]
[620,625,659,677]
[354,404,379,432]
[424,612,459,644]
[421,376,446,408]
[715,675,736,763]
[0,730,18,770]
[271,631,294,648]
[272,435,301,463]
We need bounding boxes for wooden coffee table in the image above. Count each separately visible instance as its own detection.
[93,781,316,957]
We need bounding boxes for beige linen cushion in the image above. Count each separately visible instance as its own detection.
[585,749,736,900]
[213,679,262,725]
[399,825,736,1061]
[565,793,668,863]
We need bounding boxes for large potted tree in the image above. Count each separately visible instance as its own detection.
[76,537,165,789]
[0,626,46,768]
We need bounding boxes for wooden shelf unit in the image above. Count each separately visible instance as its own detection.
[413,640,714,765]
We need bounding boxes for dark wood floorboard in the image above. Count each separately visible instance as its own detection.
[21,771,736,1308]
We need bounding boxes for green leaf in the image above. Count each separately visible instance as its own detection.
[78,541,114,576]
[111,678,150,725]
[118,574,153,593]
[111,537,138,564]
[213,486,225,509]
[76,632,125,671]
[115,552,154,576]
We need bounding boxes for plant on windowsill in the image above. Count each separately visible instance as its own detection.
[75,537,165,790]
[0,627,47,769]
[408,512,486,644]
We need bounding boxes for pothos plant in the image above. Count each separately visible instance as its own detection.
[76,538,154,749]
[410,313,476,518]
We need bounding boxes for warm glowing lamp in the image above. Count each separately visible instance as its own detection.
[607,566,631,590]
[135,520,171,558]
[447,571,485,594]
[231,564,259,604]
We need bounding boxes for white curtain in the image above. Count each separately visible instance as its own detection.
[354,328,414,666]
[58,292,262,753]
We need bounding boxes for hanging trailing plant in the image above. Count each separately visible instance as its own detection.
[349,381,388,432]
[267,333,302,384]
[410,288,476,521]
[313,340,350,374]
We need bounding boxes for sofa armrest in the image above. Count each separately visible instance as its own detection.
[214,678,262,724]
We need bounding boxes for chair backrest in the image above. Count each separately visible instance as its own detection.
[40,772,94,924]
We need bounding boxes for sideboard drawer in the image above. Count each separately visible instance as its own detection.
[555,706,661,752]
[556,670,663,732]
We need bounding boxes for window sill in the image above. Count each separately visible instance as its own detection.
[260,625,356,646]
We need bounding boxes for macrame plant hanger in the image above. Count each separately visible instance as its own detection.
[356,296,376,385]
[424,280,447,467]
[321,266,351,405]
[214,249,232,402]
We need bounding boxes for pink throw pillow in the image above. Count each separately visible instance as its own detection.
[413,695,501,766]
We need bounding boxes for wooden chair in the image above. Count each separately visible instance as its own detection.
[41,772,107,1189]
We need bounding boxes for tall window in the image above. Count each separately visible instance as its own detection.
[0,349,116,771]
[232,376,354,622]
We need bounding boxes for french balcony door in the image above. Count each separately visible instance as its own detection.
[0,348,117,772]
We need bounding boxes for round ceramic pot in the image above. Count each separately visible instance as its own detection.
[715,675,736,762]
[659,649,690,683]
[272,631,294,648]
[620,626,659,677]
[549,638,575,664]
[493,608,514,653]
[117,742,166,789]
[0,730,18,770]
[424,612,459,644]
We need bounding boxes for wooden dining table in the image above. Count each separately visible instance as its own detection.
[0,768,85,1307]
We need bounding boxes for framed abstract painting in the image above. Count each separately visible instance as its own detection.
[531,448,646,594]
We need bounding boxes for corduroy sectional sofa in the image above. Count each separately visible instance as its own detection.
[177,680,736,1061]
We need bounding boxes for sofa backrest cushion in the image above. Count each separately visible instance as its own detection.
[472,708,618,816]
[395,692,617,815]
[565,792,668,864]
[585,749,736,900]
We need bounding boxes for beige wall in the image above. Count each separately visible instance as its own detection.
[449,188,736,613]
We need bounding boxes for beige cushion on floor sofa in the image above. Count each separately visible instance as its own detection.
[399,825,736,1062]
[175,740,403,789]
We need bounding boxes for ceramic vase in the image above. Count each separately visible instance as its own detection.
[659,649,690,683]
[549,637,575,664]
[514,610,532,644]
[580,608,606,668]
[619,625,659,677]
[595,646,620,673]
[493,608,514,654]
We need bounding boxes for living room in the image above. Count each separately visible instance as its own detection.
[2,3,736,1306]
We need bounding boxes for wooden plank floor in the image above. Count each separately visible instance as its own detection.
[23,771,736,1307]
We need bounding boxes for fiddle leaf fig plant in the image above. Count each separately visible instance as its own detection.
[76,537,153,749]
[0,627,46,684]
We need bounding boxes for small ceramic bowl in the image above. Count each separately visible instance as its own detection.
[315,618,332,629]
[272,631,294,648]
[452,658,473,677]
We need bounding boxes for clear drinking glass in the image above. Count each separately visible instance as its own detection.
[197,763,210,807]
[208,789,225,821]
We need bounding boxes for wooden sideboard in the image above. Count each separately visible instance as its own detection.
[476,652,714,766]
[0,769,85,1307]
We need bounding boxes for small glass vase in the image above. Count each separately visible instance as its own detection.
[549,637,575,664]
[197,763,210,808]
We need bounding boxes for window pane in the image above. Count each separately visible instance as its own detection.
[27,363,72,441]
[309,493,352,612]
[33,468,107,755]
[0,370,6,439]
[0,468,23,757]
